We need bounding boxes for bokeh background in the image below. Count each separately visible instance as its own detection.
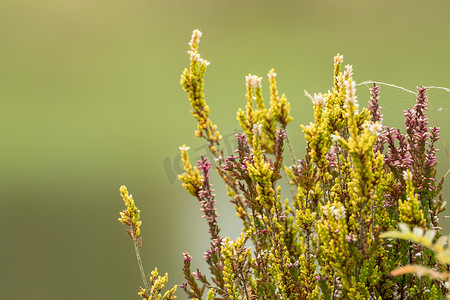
[1,0,450,299]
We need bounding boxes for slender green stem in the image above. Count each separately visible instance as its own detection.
[134,238,150,292]
[239,268,250,300]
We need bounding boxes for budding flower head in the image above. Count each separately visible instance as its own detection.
[268,69,277,80]
[246,74,262,89]
[344,79,357,104]
[334,54,344,65]
[344,64,353,79]
[362,121,383,136]
[403,170,413,182]
[312,93,327,106]
[336,76,344,89]
[323,204,346,220]
[253,123,263,136]
[188,29,202,49]
[187,50,210,66]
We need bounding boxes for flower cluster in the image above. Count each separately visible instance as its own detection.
[178,145,203,197]
[118,185,142,241]
[381,85,445,230]
[138,268,177,300]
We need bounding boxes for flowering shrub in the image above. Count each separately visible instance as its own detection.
[118,30,449,299]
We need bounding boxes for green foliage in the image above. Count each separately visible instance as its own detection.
[119,30,449,300]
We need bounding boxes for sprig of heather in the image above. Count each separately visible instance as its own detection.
[369,84,383,123]
[118,186,177,299]
[180,252,206,299]
[223,133,253,183]
[273,129,287,180]
[405,87,429,170]
[368,83,387,155]
[118,186,149,293]
[196,156,229,293]
[224,130,287,214]
[237,71,292,154]
[180,29,251,230]
[180,30,219,157]
[197,156,220,240]
[384,128,413,174]
[223,134,257,211]
[138,268,177,300]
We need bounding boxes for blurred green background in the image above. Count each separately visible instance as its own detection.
[1,0,450,299]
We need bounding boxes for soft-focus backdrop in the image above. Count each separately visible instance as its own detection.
[1,0,450,299]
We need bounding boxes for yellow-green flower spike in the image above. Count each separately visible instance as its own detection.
[180,30,222,158]
[136,268,177,300]
[268,69,292,128]
[178,145,203,197]
[118,185,142,239]
[333,53,344,92]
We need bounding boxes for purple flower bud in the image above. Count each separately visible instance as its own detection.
[192,271,203,280]
[183,252,192,263]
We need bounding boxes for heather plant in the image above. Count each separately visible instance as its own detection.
[118,30,449,299]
